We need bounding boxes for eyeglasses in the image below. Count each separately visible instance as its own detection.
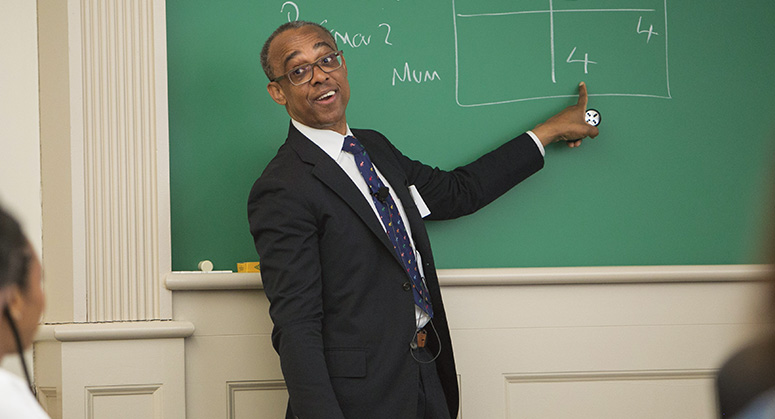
[272,51,344,86]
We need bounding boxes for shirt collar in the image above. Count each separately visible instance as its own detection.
[291,119,353,161]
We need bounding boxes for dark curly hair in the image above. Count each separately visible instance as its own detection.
[0,206,30,295]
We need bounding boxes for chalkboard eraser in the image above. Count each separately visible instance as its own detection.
[237,262,261,273]
[198,260,214,272]
[585,109,601,127]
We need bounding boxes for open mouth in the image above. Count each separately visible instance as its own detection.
[315,90,336,102]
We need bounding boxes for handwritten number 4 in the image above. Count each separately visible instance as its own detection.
[637,16,659,43]
[566,47,597,74]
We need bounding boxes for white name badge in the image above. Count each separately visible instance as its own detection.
[408,185,431,218]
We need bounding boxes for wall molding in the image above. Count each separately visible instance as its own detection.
[86,384,162,419]
[227,380,287,419]
[503,369,719,418]
[165,264,773,291]
[37,386,61,419]
[36,320,194,342]
[504,368,717,384]
[440,264,773,286]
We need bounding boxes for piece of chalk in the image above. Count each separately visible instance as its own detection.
[198,260,214,272]
[585,109,601,127]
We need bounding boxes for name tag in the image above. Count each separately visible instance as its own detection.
[409,185,431,218]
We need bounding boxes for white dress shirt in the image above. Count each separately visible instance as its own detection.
[0,368,51,418]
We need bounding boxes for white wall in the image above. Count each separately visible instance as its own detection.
[0,0,41,377]
[0,0,42,253]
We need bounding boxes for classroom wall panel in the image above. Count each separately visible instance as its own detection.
[35,323,193,419]
[168,266,773,418]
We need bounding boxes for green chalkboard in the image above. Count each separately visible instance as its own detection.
[167,0,775,271]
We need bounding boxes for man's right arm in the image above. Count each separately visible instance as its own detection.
[248,176,347,419]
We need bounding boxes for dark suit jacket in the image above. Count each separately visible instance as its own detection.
[248,123,544,419]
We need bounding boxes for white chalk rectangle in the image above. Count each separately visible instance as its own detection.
[452,0,671,106]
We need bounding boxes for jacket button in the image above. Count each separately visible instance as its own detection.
[402,281,411,291]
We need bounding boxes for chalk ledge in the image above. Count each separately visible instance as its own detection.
[36,320,195,342]
[164,264,773,291]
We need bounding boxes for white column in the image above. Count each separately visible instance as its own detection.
[36,1,181,418]
[40,0,171,323]
[79,0,171,322]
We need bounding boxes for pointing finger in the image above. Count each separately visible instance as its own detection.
[577,82,589,108]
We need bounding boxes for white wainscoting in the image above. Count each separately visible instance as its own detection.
[168,265,773,419]
[227,380,288,419]
[86,384,163,419]
[34,321,193,419]
[503,370,716,418]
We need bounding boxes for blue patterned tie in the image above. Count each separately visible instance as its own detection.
[342,136,433,317]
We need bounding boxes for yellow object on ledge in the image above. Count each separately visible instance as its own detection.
[237,262,260,273]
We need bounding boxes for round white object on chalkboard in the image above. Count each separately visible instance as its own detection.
[585,109,601,127]
[198,260,214,272]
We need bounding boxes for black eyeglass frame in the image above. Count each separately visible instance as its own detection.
[271,50,345,85]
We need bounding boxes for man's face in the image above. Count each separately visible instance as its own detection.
[266,26,350,135]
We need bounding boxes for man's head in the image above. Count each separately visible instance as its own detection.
[262,21,350,134]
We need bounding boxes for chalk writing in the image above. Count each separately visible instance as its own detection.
[281,1,299,22]
[392,62,441,86]
[333,31,372,48]
[280,2,395,48]
[566,47,597,74]
[637,16,659,43]
[453,0,671,106]
[379,23,393,46]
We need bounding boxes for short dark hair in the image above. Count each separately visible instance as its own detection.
[260,21,338,81]
[0,206,30,293]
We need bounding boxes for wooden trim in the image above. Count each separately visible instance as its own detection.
[36,320,194,342]
[165,264,773,291]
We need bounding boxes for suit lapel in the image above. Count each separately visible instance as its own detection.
[286,125,398,258]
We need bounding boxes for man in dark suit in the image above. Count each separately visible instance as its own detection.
[248,21,598,419]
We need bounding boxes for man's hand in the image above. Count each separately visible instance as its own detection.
[532,82,600,148]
